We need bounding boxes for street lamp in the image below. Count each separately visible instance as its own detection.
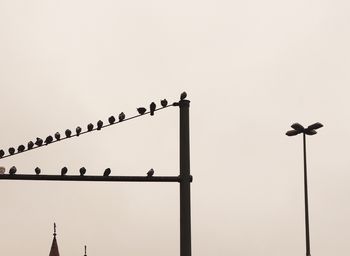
[286,122,323,256]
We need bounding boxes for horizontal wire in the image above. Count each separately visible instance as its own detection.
[0,174,189,183]
[0,103,176,160]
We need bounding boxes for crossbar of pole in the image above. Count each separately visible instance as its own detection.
[0,174,187,182]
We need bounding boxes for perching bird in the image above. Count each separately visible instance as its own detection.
[118,112,125,121]
[45,135,53,145]
[35,167,41,175]
[137,107,146,115]
[17,145,25,152]
[55,132,61,141]
[79,167,86,176]
[35,137,43,146]
[61,167,68,176]
[0,150,4,158]
[108,116,116,124]
[9,166,17,175]
[76,126,82,136]
[150,102,156,116]
[147,168,154,177]
[103,168,111,176]
[180,91,187,100]
[8,147,15,155]
[87,123,94,131]
[65,129,72,138]
[97,120,103,130]
[27,141,34,150]
[161,99,168,107]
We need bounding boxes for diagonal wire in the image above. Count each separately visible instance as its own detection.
[0,103,176,160]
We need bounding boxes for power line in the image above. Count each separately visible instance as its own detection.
[0,100,176,160]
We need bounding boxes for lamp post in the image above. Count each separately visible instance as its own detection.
[286,122,323,256]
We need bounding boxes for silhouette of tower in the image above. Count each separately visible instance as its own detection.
[84,245,87,256]
[49,223,60,256]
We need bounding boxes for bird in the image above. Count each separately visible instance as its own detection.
[0,166,5,174]
[150,102,156,116]
[27,141,34,150]
[108,116,116,124]
[87,123,94,131]
[61,167,68,176]
[9,166,17,175]
[180,91,187,100]
[65,129,72,138]
[45,135,53,145]
[137,107,146,115]
[97,120,103,130]
[35,137,43,146]
[76,126,82,136]
[17,145,25,152]
[103,168,111,176]
[118,112,125,122]
[35,167,41,175]
[147,168,154,177]
[79,167,86,176]
[54,132,61,141]
[0,150,4,158]
[9,147,15,155]
[161,99,168,107]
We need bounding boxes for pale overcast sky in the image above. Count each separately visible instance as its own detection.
[0,0,350,255]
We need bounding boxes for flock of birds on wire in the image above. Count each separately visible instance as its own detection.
[0,165,155,177]
[0,92,187,161]
[0,92,188,176]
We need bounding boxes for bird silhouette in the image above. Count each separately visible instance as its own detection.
[87,123,94,131]
[103,168,111,176]
[45,135,53,145]
[150,102,156,116]
[9,166,17,175]
[118,112,125,121]
[35,137,43,146]
[137,107,146,115]
[0,150,4,158]
[61,167,68,176]
[97,120,103,130]
[79,167,86,176]
[147,168,154,177]
[180,91,187,100]
[161,99,168,107]
[55,132,61,141]
[108,116,116,124]
[65,129,72,138]
[35,167,41,175]
[76,126,82,136]
[9,147,15,155]
[17,145,25,152]
[27,141,34,150]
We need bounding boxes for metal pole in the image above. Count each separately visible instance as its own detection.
[179,99,191,256]
[303,133,311,256]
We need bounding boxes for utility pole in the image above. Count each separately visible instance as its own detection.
[179,99,191,256]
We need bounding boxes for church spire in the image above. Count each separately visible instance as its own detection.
[49,223,60,256]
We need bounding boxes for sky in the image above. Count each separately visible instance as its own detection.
[0,0,350,255]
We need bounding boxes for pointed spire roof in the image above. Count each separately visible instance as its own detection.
[49,223,60,256]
